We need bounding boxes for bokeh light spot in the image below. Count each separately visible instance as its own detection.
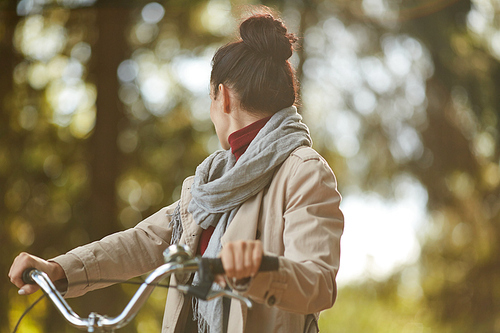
[141,2,165,24]
[71,41,92,63]
[118,60,140,82]
[134,23,158,44]
[43,155,63,179]
[11,217,35,247]
[119,83,140,105]
[473,131,495,158]
[51,200,72,224]
[353,88,376,115]
[70,107,96,138]
[15,15,67,61]
[28,62,50,89]
[18,106,39,130]
[118,129,139,153]
[200,0,234,36]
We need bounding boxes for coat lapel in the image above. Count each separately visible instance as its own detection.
[221,191,263,245]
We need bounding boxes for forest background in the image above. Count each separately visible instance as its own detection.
[1,0,500,332]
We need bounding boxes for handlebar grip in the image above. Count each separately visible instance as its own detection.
[205,256,279,275]
[22,268,37,285]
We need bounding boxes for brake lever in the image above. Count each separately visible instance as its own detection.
[176,283,252,308]
[171,253,254,308]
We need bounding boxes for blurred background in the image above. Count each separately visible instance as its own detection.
[1,0,499,332]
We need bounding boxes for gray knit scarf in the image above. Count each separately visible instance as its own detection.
[169,106,312,333]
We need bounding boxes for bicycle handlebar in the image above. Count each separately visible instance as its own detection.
[22,260,197,332]
[20,245,279,332]
[199,256,279,275]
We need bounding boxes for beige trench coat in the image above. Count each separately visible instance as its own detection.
[52,146,344,333]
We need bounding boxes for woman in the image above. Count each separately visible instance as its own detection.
[9,10,344,333]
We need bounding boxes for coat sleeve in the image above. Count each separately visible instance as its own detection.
[50,202,177,298]
[242,152,344,314]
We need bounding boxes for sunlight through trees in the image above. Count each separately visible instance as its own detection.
[2,0,500,332]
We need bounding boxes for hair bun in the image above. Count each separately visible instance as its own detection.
[240,14,297,61]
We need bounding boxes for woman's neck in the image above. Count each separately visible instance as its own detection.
[228,115,272,161]
[227,109,267,136]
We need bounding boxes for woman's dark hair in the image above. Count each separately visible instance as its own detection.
[210,12,298,114]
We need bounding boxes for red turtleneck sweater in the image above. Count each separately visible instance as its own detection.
[198,116,271,255]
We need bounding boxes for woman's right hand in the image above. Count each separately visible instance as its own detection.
[8,252,66,295]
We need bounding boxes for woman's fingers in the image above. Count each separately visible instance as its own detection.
[220,240,263,280]
[232,241,247,279]
[220,242,236,278]
[19,284,40,295]
[8,252,67,295]
[8,252,41,294]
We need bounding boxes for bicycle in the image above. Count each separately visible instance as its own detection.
[17,244,279,333]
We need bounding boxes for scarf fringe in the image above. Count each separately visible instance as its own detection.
[168,202,182,245]
[192,297,211,333]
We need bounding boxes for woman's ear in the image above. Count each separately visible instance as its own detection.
[219,84,232,114]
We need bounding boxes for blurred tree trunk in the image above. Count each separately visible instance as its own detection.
[0,4,20,332]
[72,5,133,330]
[296,0,315,102]
[87,4,127,240]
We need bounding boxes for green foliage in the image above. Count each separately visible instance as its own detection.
[1,1,221,331]
[320,281,430,333]
[3,0,500,332]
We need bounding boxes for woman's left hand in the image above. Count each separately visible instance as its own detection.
[219,240,263,280]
